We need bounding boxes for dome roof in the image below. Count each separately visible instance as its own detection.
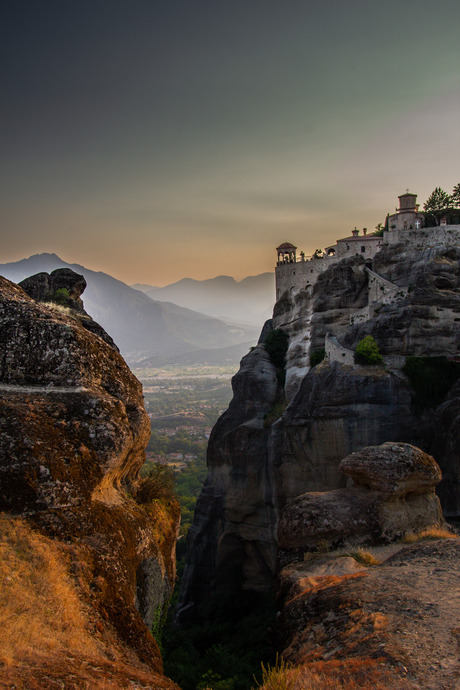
[276,242,297,251]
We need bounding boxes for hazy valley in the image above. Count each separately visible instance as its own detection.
[133,273,275,326]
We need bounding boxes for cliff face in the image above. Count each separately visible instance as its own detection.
[176,344,280,620]
[178,241,460,621]
[0,276,180,687]
[276,363,430,502]
[273,256,368,400]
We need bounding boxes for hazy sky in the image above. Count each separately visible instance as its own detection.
[2,0,459,285]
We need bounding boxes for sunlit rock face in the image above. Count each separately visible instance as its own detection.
[0,276,180,685]
[0,276,148,510]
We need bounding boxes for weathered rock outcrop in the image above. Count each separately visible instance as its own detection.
[274,537,460,689]
[273,256,369,400]
[278,443,444,562]
[309,256,369,351]
[342,245,460,356]
[20,267,87,306]
[276,362,430,502]
[0,276,180,687]
[430,379,460,517]
[19,267,119,351]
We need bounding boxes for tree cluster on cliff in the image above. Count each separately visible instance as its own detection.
[423,183,460,225]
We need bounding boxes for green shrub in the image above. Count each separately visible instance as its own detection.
[354,336,383,365]
[164,592,276,690]
[264,329,289,389]
[264,329,289,370]
[51,287,71,304]
[136,462,175,504]
[402,356,460,410]
[151,596,171,652]
[263,402,287,428]
[309,349,325,367]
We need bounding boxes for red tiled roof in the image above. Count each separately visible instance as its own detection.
[336,235,381,243]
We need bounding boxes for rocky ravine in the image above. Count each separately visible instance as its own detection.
[0,274,180,688]
[177,240,460,666]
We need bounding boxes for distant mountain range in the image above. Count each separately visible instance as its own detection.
[0,254,264,366]
[132,273,275,325]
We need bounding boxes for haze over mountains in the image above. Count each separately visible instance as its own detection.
[0,254,268,366]
[133,273,275,325]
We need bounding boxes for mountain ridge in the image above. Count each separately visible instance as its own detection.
[0,254,260,364]
[133,271,275,325]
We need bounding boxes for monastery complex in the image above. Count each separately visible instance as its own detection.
[275,192,460,299]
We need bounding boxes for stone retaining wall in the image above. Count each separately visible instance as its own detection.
[275,256,338,299]
[384,224,460,248]
[325,334,355,366]
[366,267,408,305]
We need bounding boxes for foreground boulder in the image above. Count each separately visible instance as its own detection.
[0,276,180,688]
[274,443,458,689]
[339,442,442,495]
[278,443,444,561]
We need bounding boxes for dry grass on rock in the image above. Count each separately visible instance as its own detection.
[0,514,101,667]
[254,657,408,689]
[401,526,458,543]
[0,514,179,689]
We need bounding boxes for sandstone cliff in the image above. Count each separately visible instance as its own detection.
[0,275,180,688]
[178,240,460,622]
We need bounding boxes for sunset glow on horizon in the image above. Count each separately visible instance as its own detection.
[1,1,459,287]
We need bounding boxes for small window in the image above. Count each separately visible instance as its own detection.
[361,246,366,252]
